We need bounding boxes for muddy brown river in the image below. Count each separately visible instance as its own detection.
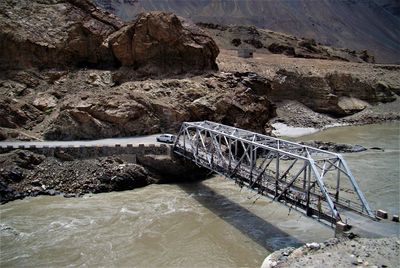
[1,123,399,267]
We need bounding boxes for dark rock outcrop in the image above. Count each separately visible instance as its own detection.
[0,149,209,203]
[300,141,367,153]
[137,155,209,182]
[268,43,296,56]
[105,12,219,75]
[0,98,44,129]
[97,162,152,191]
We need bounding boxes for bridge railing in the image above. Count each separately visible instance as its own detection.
[173,121,375,225]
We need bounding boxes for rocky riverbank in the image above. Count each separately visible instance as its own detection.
[261,236,400,268]
[0,149,208,204]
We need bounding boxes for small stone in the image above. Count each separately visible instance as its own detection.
[357,258,363,264]
[31,179,41,187]
[306,242,321,250]
[364,261,369,266]
[351,261,358,266]
[46,189,57,196]
[291,248,304,258]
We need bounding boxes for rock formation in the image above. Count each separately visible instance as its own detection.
[269,70,396,116]
[0,0,219,75]
[105,12,219,74]
[41,71,275,140]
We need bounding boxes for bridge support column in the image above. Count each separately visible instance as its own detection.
[335,221,351,237]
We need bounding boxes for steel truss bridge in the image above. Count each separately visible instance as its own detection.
[173,121,375,226]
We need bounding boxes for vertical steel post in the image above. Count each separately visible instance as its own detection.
[250,144,254,182]
[303,160,307,190]
[335,160,341,202]
[275,152,280,197]
[228,138,232,171]
[306,164,312,216]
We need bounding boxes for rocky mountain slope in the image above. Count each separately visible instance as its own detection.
[94,0,400,64]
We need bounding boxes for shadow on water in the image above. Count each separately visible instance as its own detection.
[178,180,304,252]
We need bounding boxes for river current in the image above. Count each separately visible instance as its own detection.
[1,122,399,267]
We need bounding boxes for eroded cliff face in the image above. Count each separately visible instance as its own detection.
[0,0,219,75]
[269,70,396,116]
[105,12,219,74]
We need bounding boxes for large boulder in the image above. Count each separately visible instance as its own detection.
[105,12,219,75]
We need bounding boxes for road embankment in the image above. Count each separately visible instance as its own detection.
[0,144,208,204]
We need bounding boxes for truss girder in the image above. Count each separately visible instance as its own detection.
[173,121,375,223]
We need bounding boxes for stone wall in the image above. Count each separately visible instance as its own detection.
[0,143,171,161]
